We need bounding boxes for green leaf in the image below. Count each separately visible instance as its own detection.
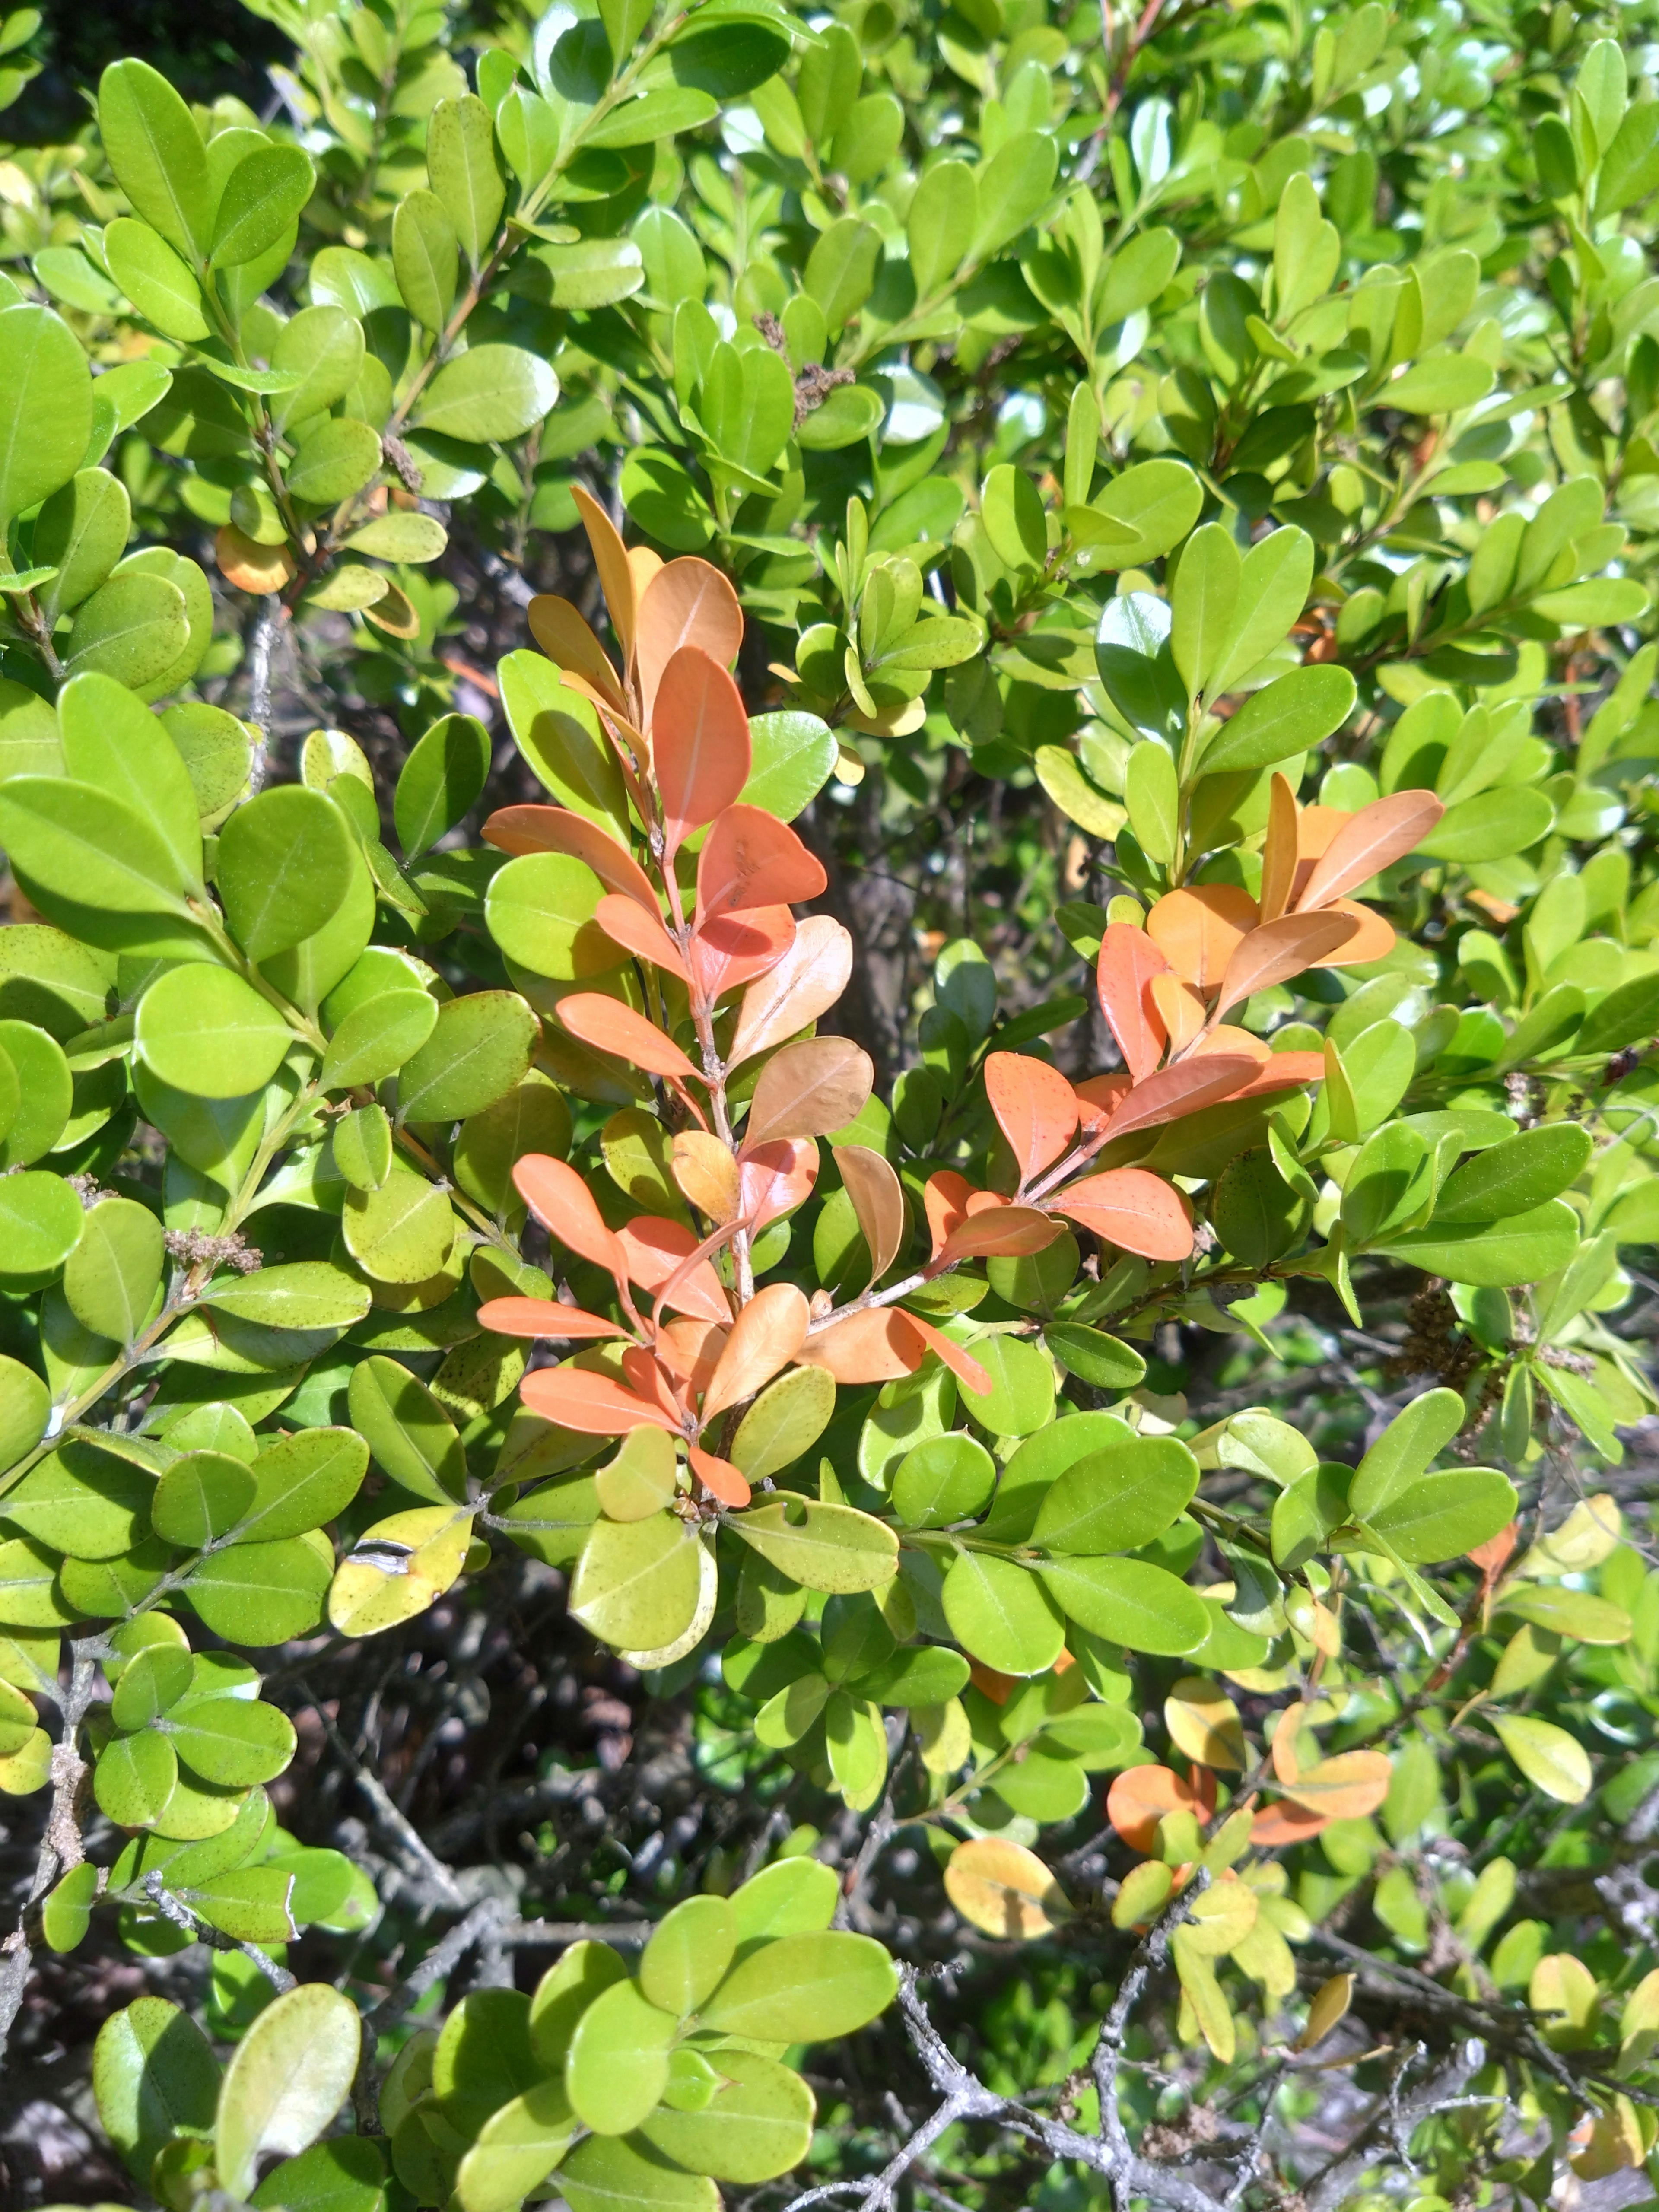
[539,235,646,308]
[62,1197,163,1346]
[349,1358,467,1506]
[0,1354,49,1477]
[94,1727,178,1827]
[640,1894,737,2016]
[428,95,505,268]
[854,1644,970,1706]
[210,143,315,270]
[320,989,439,1091]
[167,1692,296,1786]
[62,571,189,690]
[560,2134,718,2212]
[6,1435,151,1556]
[1207,526,1314,694]
[908,159,977,297]
[1044,1324,1147,1390]
[741,712,837,820]
[1349,1387,1464,1517]
[585,85,719,147]
[286,417,384,506]
[1432,1125,1591,1223]
[1037,1555,1211,1654]
[570,1514,706,1649]
[1381,1200,1579,1287]
[499,651,629,830]
[214,1982,361,2200]
[731,1856,839,1942]
[93,1996,221,2187]
[270,304,366,430]
[393,189,458,332]
[0,780,198,927]
[1071,459,1203,569]
[97,60,213,262]
[982,464,1047,570]
[1367,1466,1518,1563]
[805,217,882,333]
[135,966,294,1100]
[1490,1713,1592,1804]
[891,1433,996,1528]
[641,2048,813,2183]
[942,1551,1065,1673]
[186,1536,333,1645]
[970,128,1058,259]
[1384,356,1495,414]
[343,510,448,562]
[700,340,795,481]
[0,1018,69,1166]
[730,1363,837,1483]
[152,1451,257,1548]
[42,1859,98,1953]
[34,469,133,626]
[252,2140,389,2212]
[218,786,356,962]
[1199,664,1356,774]
[565,1979,677,2133]
[414,345,558,443]
[1033,1435,1198,1554]
[0,1171,85,1280]
[961,1334,1054,1437]
[1415,788,1555,864]
[434,1988,541,2136]
[104,217,209,340]
[342,1167,457,1285]
[701,1929,897,2042]
[454,2082,578,2212]
[1125,740,1178,864]
[397,989,538,1121]
[730,1498,899,1593]
[1171,523,1240,700]
[395,715,493,858]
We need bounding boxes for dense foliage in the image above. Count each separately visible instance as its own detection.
[1,0,1659,2204]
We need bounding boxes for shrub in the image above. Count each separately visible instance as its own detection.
[0,0,1658,2205]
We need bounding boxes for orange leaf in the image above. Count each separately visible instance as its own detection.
[897,1309,992,1397]
[1297,789,1446,911]
[700,1281,810,1421]
[656,1318,727,1395]
[1224,1050,1326,1101]
[653,647,751,851]
[616,1217,732,1325]
[837,1144,907,1287]
[1092,1055,1262,1142]
[1147,885,1258,991]
[728,915,854,1067]
[672,1131,741,1224]
[1074,1074,1130,1135]
[1469,1522,1518,1577]
[1309,897,1395,968]
[1250,1801,1330,1847]
[1057,1167,1194,1260]
[1106,1764,1217,1853]
[937,1203,1065,1265]
[1214,910,1360,1019]
[216,525,295,595]
[622,1344,689,1427]
[476,1297,628,1340]
[688,906,795,1004]
[1259,772,1299,924]
[744,1036,873,1147]
[1096,924,1169,1082]
[513,1155,628,1283]
[521,1365,679,1434]
[636,557,744,723]
[697,805,827,921]
[689,1443,751,1509]
[628,544,664,604]
[1277,1749,1392,1820]
[597,893,687,980]
[572,485,638,661]
[1271,1703,1306,1783]
[797,1306,920,1385]
[528,595,624,708]
[969,1662,1017,1705]
[985,1052,1080,1186]
[482,804,659,913]
[1149,973,1207,1053]
[556,992,700,1081]
[1191,1025,1269,1064]
[923,1169,974,1261]
[740,1137,819,1230]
